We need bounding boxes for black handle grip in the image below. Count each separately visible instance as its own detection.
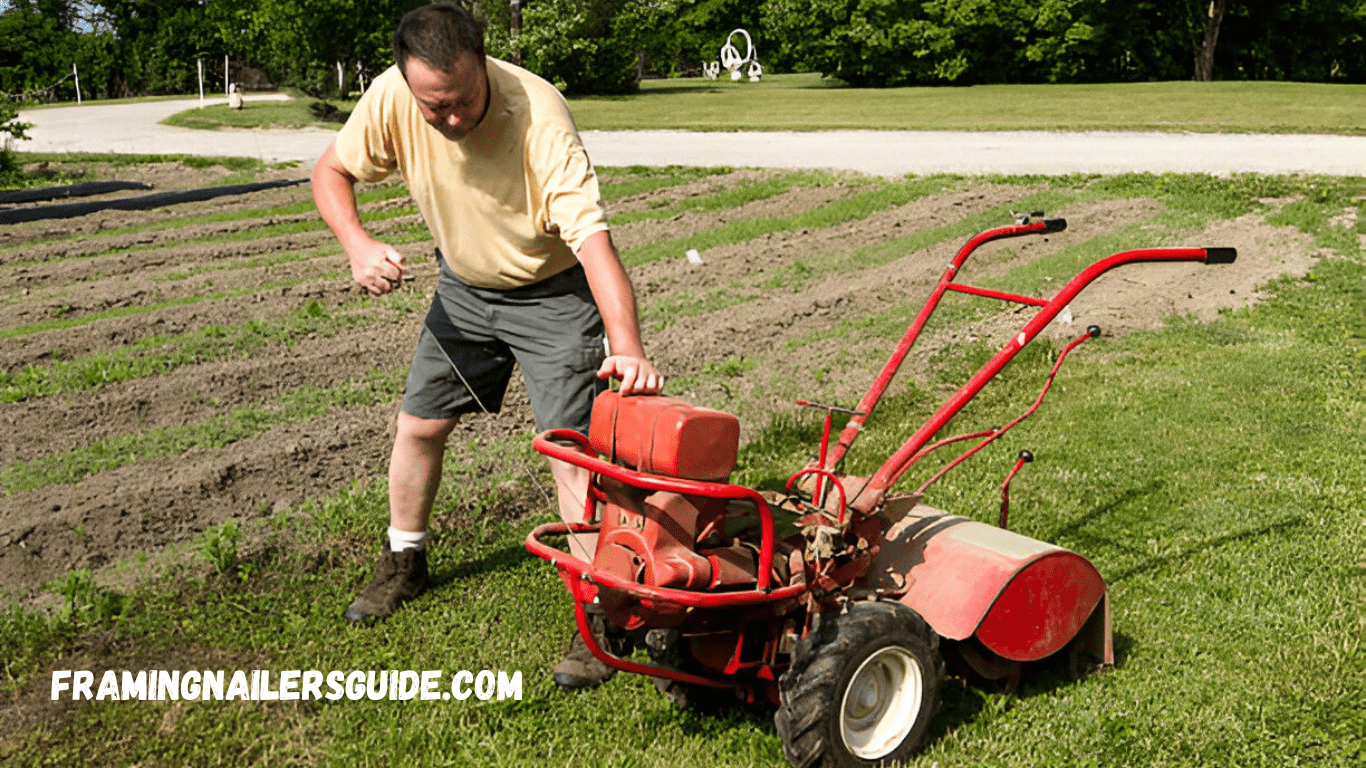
[1043,218,1068,233]
[1204,247,1237,264]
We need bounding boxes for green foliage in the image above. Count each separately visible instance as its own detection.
[0,0,80,96]
[207,0,427,97]
[52,569,130,626]
[519,0,640,94]
[5,0,1365,103]
[760,0,1366,86]
[199,520,243,575]
[0,97,31,185]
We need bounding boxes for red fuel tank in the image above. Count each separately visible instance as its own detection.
[589,391,740,482]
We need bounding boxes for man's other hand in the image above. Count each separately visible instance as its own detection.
[349,239,411,295]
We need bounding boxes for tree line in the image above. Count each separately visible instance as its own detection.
[2,0,1365,102]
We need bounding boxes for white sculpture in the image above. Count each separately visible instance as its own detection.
[707,28,761,83]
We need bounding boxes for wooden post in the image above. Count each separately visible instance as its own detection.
[72,62,81,104]
[198,58,205,108]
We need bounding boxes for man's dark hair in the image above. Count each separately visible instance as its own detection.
[393,2,486,75]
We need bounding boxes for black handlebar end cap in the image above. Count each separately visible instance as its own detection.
[1204,247,1237,264]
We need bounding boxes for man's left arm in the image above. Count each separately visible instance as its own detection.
[576,230,663,396]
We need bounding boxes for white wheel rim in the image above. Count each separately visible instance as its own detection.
[839,646,924,760]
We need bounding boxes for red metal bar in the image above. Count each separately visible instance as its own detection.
[784,468,849,522]
[998,451,1033,530]
[912,328,1096,495]
[945,283,1049,306]
[566,581,745,689]
[898,429,997,483]
[826,219,1065,471]
[795,400,863,509]
[850,247,1223,513]
[534,429,777,591]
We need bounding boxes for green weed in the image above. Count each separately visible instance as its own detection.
[199,520,242,576]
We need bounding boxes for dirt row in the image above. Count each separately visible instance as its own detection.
[0,161,1319,600]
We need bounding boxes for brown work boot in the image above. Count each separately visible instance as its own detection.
[552,613,630,691]
[343,545,428,624]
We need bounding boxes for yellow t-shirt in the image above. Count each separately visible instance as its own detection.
[333,58,609,289]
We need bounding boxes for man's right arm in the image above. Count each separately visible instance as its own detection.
[312,141,409,296]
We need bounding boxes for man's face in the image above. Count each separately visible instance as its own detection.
[404,52,489,141]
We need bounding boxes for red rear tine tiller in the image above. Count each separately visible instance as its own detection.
[527,215,1236,767]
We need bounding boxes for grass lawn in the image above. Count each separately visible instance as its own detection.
[573,75,1366,134]
[146,76,1366,135]
[160,96,352,131]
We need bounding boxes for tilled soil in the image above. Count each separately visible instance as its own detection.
[0,162,1319,600]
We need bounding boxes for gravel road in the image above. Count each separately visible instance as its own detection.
[16,94,1366,176]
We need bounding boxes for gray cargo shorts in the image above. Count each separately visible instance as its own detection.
[401,252,607,434]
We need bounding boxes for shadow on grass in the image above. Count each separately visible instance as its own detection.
[1034,481,1166,552]
[309,100,351,124]
[641,698,778,737]
[430,541,540,587]
[1108,517,1305,584]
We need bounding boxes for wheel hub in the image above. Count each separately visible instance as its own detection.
[840,646,924,759]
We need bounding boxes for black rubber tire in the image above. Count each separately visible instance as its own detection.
[775,601,943,768]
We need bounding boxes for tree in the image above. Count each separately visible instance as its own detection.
[519,0,638,94]
[664,0,764,76]
[205,0,429,97]
[0,97,32,185]
[0,0,80,98]
[1193,0,1227,81]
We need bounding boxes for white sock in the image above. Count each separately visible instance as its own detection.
[388,526,428,552]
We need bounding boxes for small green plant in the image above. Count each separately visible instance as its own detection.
[199,519,242,575]
[51,570,128,626]
[704,357,755,378]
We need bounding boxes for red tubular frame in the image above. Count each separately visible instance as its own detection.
[825,220,1066,472]
[529,429,808,606]
[848,246,1226,514]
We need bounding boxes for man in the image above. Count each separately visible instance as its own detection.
[311,1,662,690]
